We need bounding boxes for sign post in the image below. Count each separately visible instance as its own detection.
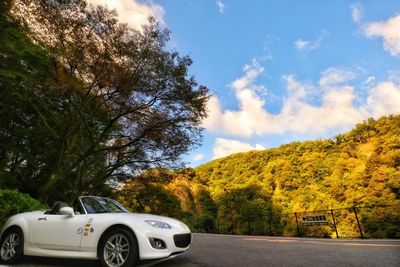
[330,209,339,238]
[353,207,364,239]
[294,213,300,236]
[301,213,328,226]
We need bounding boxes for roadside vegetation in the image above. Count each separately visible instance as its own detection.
[0,189,46,227]
[118,115,400,238]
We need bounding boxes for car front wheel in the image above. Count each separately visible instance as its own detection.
[100,228,138,267]
[0,227,24,264]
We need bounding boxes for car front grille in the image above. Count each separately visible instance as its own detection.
[173,233,192,248]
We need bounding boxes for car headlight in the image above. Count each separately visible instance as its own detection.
[145,220,172,229]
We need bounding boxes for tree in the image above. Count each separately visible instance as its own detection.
[197,186,217,217]
[1,0,209,203]
[0,0,58,198]
[116,169,181,218]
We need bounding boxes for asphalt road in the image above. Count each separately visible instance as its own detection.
[7,233,400,267]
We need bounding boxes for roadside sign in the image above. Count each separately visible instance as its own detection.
[302,214,328,226]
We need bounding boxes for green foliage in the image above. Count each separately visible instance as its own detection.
[0,189,46,227]
[134,186,181,218]
[188,115,400,237]
[120,116,398,237]
[362,206,400,238]
[1,0,208,204]
[177,212,216,233]
[116,169,181,218]
[192,214,216,233]
[197,186,217,217]
[116,116,399,237]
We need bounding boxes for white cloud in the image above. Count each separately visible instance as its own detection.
[364,15,400,56]
[204,60,400,137]
[294,39,310,50]
[86,0,165,30]
[261,34,280,61]
[280,74,363,134]
[366,82,400,117]
[319,67,356,89]
[388,70,400,84]
[204,60,272,136]
[362,76,376,87]
[351,3,363,23]
[216,0,225,14]
[193,154,204,161]
[213,138,264,159]
[294,31,328,51]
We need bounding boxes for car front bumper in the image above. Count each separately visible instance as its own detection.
[137,230,192,260]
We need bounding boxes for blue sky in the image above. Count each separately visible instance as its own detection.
[89,0,400,166]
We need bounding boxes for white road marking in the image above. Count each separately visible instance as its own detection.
[242,237,400,247]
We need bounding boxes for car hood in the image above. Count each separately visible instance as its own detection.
[129,213,189,228]
[90,212,190,231]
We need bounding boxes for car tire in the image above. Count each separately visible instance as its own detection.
[99,228,138,267]
[0,227,24,264]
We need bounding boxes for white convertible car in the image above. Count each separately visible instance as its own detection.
[0,196,192,267]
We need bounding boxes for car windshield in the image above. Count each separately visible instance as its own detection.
[80,196,129,214]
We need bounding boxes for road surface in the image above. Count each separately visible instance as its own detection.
[8,233,400,267]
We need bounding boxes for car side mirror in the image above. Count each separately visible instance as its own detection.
[59,207,75,217]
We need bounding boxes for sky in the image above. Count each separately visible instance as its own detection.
[88,0,400,166]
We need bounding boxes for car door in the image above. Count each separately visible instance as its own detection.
[31,212,87,251]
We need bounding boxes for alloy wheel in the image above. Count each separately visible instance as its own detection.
[103,234,130,267]
[0,233,20,261]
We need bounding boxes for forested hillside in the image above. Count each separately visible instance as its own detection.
[118,115,400,238]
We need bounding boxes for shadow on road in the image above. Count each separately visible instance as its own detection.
[17,256,99,267]
[16,256,192,267]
